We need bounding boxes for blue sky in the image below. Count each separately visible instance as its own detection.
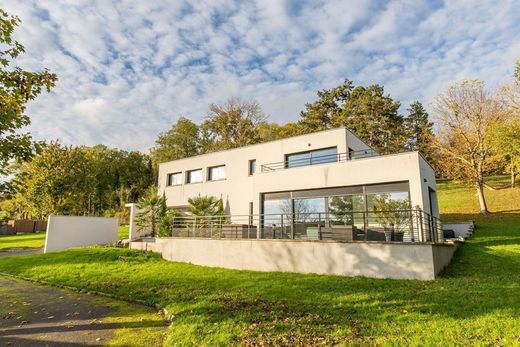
[3,0,519,151]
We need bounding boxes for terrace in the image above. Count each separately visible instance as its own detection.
[261,149,379,172]
[168,209,443,243]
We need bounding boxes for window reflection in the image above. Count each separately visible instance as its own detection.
[261,183,412,241]
[285,147,337,168]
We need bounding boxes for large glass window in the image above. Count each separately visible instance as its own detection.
[186,169,203,183]
[328,194,365,226]
[310,147,338,165]
[208,165,226,181]
[261,182,411,240]
[285,147,337,168]
[365,187,411,240]
[167,172,182,186]
[263,198,291,239]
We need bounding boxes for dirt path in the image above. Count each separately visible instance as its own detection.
[0,276,166,346]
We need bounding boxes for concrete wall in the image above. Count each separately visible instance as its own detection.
[158,127,438,219]
[129,240,162,253]
[432,243,460,274]
[157,238,458,280]
[44,216,118,253]
[125,203,149,240]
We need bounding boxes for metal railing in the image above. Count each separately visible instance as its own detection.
[169,209,443,243]
[261,149,379,172]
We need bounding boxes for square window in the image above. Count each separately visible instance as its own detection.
[208,165,226,181]
[167,172,182,186]
[186,169,203,183]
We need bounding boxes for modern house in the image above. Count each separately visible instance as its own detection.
[142,127,457,280]
[158,127,439,240]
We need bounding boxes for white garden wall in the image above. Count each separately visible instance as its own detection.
[44,216,118,253]
[154,238,459,280]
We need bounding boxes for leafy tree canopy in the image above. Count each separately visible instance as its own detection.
[0,9,57,176]
[150,117,199,167]
[2,142,153,219]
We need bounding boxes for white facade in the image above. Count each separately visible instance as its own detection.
[158,127,439,220]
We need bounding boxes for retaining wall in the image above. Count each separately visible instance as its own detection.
[151,238,459,280]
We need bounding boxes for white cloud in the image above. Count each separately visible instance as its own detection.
[0,0,518,151]
[72,97,107,123]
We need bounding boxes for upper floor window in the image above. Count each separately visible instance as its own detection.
[208,165,226,181]
[285,147,337,168]
[167,172,182,186]
[186,169,203,183]
[248,159,256,175]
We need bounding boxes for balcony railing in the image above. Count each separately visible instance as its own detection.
[168,209,443,243]
[261,149,379,172]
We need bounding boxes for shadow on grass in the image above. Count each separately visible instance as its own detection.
[1,319,164,337]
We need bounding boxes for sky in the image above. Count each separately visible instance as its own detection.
[2,0,519,152]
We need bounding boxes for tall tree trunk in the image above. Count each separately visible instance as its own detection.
[512,166,516,188]
[474,161,489,215]
[476,183,489,215]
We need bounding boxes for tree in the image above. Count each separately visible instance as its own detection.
[433,80,508,214]
[135,188,165,238]
[187,195,224,216]
[487,119,520,188]
[297,81,406,154]
[337,85,405,153]
[0,9,57,176]
[14,142,95,218]
[404,101,435,156]
[150,117,200,167]
[202,98,269,150]
[298,79,354,132]
[1,143,153,219]
[274,122,300,138]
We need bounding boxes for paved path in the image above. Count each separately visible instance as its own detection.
[0,248,43,258]
[0,276,166,346]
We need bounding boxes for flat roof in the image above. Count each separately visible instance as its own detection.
[158,127,352,166]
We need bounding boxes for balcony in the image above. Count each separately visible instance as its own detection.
[261,149,379,172]
[167,209,443,243]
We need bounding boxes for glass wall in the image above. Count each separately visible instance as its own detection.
[263,197,291,239]
[262,182,411,241]
[328,194,365,229]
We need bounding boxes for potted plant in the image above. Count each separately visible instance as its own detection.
[372,196,411,242]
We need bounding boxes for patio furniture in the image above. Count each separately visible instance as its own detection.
[221,224,257,239]
[319,225,358,241]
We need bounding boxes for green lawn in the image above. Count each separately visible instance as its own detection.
[0,178,518,345]
[118,225,129,240]
[0,232,46,250]
[438,175,520,221]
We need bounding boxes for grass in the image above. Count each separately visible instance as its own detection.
[0,176,518,345]
[118,225,129,240]
[0,225,130,251]
[438,175,520,221]
[0,221,518,345]
[0,232,46,250]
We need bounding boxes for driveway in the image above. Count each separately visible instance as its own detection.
[0,276,167,346]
